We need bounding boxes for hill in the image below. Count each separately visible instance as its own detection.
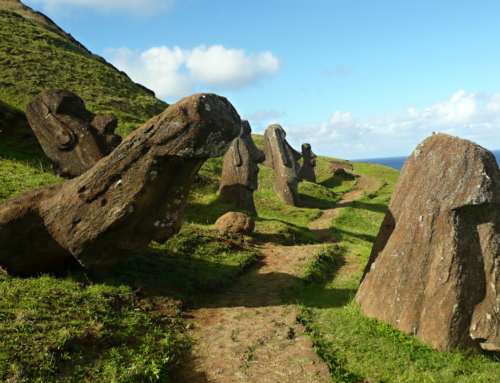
[0,0,167,142]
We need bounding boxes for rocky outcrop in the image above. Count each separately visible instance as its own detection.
[328,160,353,171]
[219,120,265,216]
[262,124,302,206]
[298,143,317,183]
[215,212,255,235]
[0,93,240,275]
[355,133,500,351]
[26,89,122,178]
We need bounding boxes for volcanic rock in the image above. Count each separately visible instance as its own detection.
[219,120,265,216]
[0,93,240,274]
[328,160,353,171]
[25,89,122,178]
[262,124,302,206]
[215,212,255,235]
[355,133,500,351]
[298,143,317,183]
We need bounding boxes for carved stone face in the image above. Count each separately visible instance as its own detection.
[26,89,122,178]
[234,120,265,190]
[302,143,317,167]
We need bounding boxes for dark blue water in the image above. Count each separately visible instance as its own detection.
[354,150,500,171]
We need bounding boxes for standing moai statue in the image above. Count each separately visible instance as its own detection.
[0,93,240,275]
[298,143,317,183]
[219,120,265,216]
[26,89,122,178]
[262,124,302,206]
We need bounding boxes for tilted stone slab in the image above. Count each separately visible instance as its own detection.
[219,120,265,216]
[0,93,240,274]
[26,89,122,178]
[356,133,500,351]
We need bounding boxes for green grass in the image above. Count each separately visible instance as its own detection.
[0,8,168,136]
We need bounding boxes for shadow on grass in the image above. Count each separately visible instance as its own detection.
[330,227,376,244]
[347,199,389,214]
[299,192,338,209]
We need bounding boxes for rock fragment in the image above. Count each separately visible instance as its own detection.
[215,212,255,235]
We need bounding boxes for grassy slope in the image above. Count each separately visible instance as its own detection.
[0,6,168,138]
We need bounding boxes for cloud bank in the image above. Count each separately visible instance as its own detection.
[282,90,500,159]
[105,45,282,99]
[24,0,174,16]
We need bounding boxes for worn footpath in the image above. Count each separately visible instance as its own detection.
[172,181,367,382]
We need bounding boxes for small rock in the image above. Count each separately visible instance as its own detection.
[215,212,255,235]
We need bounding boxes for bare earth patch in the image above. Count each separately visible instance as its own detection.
[172,176,373,382]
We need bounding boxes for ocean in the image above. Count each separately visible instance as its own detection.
[353,149,500,171]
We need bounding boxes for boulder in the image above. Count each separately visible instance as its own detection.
[355,133,500,351]
[298,143,317,183]
[262,124,302,206]
[0,93,240,274]
[25,89,122,178]
[327,165,347,177]
[219,120,265,216]
[215,212,255,235]
[328,160,353,171]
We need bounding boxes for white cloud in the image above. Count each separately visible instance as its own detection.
[23,0,174,16]
[283,90,500,160]
[105,45,282,100]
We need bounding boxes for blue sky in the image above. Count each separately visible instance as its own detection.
[23,0,500,159]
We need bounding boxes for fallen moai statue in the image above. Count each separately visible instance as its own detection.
[298,143,317,183]
[355,133,500,351]
[219,120,265,216]
[0,93,240,275]
[26,89,122,178]
[262,124,302,206]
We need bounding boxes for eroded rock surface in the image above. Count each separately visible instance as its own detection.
[0,93,240,274]
[26,89,122,178]
[298,143,317,183]
[262,124,302,206]
[215,212,255,235]
[219,120,265,216]
[356,133,500,351]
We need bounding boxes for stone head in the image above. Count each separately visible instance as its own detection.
[267,124,301,179]
[302,143,317,167]
[26,89,122,177]
[231,120,265,190]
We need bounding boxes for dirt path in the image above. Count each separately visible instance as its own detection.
[172,180,369,382]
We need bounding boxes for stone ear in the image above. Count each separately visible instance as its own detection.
[233,138,243,166]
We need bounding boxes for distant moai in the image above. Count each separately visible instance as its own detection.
[298,143,317,183]
[262,124,302,206]
[219,120,265,216]
[26,89,122,178]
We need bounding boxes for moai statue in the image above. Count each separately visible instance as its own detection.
[298,143,317,183]
[0,93,240,275]
[219,120,265,216]
[262,124,302,206]
[26,89,122,178]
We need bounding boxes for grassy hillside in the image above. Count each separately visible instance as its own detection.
[0,3,168,139]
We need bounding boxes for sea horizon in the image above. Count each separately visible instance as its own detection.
[352,149,500,171]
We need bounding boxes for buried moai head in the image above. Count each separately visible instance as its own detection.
[262,124,302,206]
[355,133,500,352]
[26,89,122,178]
[298,143,317,183]
[219,120,265,215]
[0,93,241,275]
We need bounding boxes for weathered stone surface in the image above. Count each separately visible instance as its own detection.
[25,89,122,178]
[0,93,240,274]
[215,212,255,235]
[298,143,317,183]
[355,133,500,351]
[262,124,302,206]
[219,120,265,216]
[327,165,348,177]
